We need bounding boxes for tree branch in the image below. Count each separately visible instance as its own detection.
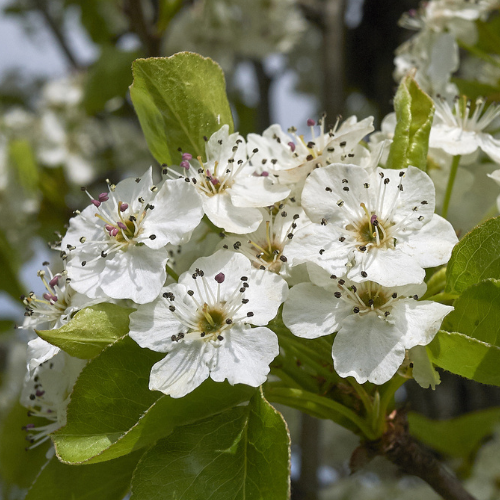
[365,410,477,500]
[123,0,161,57]
[34,0,81,70]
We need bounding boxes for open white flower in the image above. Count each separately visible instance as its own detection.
[220,203,305,276]
[168,124,290,234]
[129,250,288,398]
[20,261,103,371]
[286,164,457,287]
[20,350,86,453]
[283,273,453,384]
[430,97,500,163]
[399,0,498,44]
[62,168,203,304]
[247,116,374,186]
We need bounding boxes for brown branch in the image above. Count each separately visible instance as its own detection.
[363,410,477,500]
[321,0,346,121]
[34,0,81,70]
[297,414,321,500]
[253,60,272,133]
[123,0,161,57]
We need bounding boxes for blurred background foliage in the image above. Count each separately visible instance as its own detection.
[1,1,500,499]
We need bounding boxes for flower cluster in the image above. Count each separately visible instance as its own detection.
[21,112,461,441]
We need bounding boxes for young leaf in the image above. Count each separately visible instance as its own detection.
[386,73,434,171]
[427,330,500,386]
[36,303,135,359]
[446,216,500,295]
[409,408,500,459]
[129,53,234,165]
[53,336,256,464]
[441,279,500,345]
[130,389,291,500]
[25,449,144,500]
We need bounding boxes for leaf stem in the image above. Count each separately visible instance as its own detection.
[165,264,179,282]
[265,386,379,440]
[348,378,373,414]
[441,155,461,220]
[376,374,407,436]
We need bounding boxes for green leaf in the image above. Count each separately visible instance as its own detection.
[442,279,500,344]
[53,336,256,464]
[25,449,144,500]
[83,45,140,115]
[36,303,135,359]
[427,330,500,386]
[130,389,290,500]
[0,401,51,490]
[409,408,500,459]
[386,74,435,171]
[129,53,234,165]
[446,216,500,295]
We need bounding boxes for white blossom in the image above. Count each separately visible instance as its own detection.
[219,203,306,277]
[282,271,453,384]
[399,0,500,44]
[430,97,500,163]
[20,350,86,453]
[62,167,203,304]
[129,250,288,398]
[247,116,374,186]
[286,164,457,287]
[20,261,103,371]
[169,124,290,233]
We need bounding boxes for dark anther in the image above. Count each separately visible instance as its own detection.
[247,312,254,317]
[361,271,368,277]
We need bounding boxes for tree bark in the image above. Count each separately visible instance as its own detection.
[366,410,477,500]
[321,0,346,121]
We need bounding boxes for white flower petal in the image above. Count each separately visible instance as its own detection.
[129,284,187,353]
[349,247,426,287]
[397,214,457,268]
[98,246,168,304]
[202,192,262,233]
[283,283,349,339]
[143,179,203,248]
[229,176,290,208]
[409,345,441,390]
[149,341,213,398]
[391,299,454,349]
[209,325,278,386]
[332,313,406,384]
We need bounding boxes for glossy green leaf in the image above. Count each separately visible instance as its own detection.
[409,408,500,459]
[36,303,134,359]
[25,449,144,500]
[446,217,500,295]
[129,53,234,165]
[0,400,51,489]
[442,279,500,344]
[427,330,500,386]
[386,74,434,171]
[130,389,291,500]
[84,45,140,115]
[53,336,256,464]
